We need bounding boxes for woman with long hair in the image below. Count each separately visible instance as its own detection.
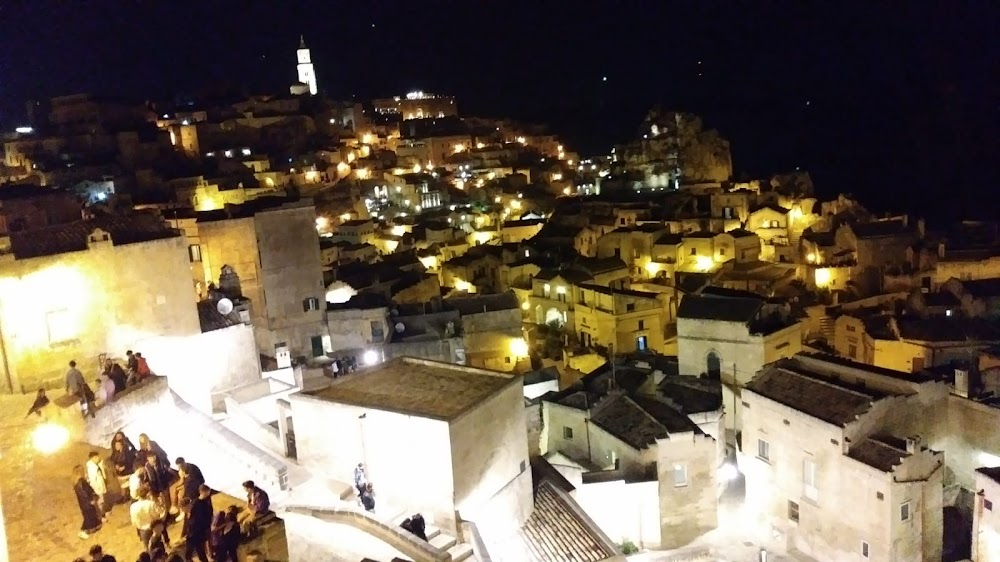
[110,431,137,477]
[72,464,102,539]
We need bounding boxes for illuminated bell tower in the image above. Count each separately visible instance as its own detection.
[296,35,318,95]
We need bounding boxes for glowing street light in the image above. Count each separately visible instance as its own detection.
[510,337,529,358]
[32,422,69,455]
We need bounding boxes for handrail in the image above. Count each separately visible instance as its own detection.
[460,520,493,562]
[283,504,451,562]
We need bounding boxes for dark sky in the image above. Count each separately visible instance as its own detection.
[1,2,998,221]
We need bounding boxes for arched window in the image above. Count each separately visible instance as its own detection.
[707,352,722,380]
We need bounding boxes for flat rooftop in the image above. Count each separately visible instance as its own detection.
[301,357,516,421]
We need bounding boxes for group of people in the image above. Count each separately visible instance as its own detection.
[72,430,271,562]
[353,463,376,512]
[64,351,153,418]
[329,356,358,378]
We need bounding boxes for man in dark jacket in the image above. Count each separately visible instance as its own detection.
[182,485,214,562]
[172,457,205,508]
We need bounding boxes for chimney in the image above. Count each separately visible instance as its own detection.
[905,436,921,454]
[955,368,970,398]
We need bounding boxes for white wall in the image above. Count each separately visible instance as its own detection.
[290,394,456,530]
[576,478,661,548]
[974,472,1000,562]
[449,380,532,534]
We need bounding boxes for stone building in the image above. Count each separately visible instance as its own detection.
[573,284,672,354]
[0,211,201,392]
[289,357,531,536]
[742,353,948,561]
[197,198,326,361]
[539,361,722,550]
[677,290,802,432]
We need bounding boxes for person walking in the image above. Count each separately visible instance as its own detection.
[66,360,96,418]
[86,451,111,520]
[73,464,102,539]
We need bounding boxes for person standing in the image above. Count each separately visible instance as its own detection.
[353,462,367,495]
[141,452,173,516]
[66,360,95,418]
[73,464,102,539]
[170,457,204,510]
[221,506,241,562]
[181,486,213,562]
[86,451,111,520]
[129,488,161,548]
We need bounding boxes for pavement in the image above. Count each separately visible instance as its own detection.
[0,393,288,562]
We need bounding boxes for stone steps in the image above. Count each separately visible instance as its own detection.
[429,533,457,551]
[446,543,474,562]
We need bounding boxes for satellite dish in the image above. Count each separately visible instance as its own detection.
[394,322,405,334]
[217,298,234,315]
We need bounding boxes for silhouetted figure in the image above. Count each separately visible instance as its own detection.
[410,513,427,541]
[25,388,49,418]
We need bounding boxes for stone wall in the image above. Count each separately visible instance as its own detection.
[656,432,718,549]
[0,234,201,393]
[450,380,532,535]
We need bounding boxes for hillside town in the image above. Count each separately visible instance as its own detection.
[0,37,998,562]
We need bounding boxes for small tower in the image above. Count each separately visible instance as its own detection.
[296,35,318,96]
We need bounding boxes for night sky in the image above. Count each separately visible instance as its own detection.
[1,2,998,222]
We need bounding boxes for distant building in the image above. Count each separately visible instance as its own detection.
[294,35,318,96]
[373,91,458,120]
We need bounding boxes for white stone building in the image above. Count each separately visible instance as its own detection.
[289,357,532,536]
[741,353,948,561]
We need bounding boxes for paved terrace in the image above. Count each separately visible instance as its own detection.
[0,393,288,561]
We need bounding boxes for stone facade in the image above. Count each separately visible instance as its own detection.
[0,233,201,392]
[199,200,326,361]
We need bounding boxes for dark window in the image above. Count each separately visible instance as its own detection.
[371,321,385,342]
[626,303,635,312]
[848,344,857,358]
[846,324,857,333]
[188,244,202,262]
[788,500,799,522]
[302,297,320,312]
[758,438,770,461]
[563,427,574,439]
[876,492,884,501]
[690,247,697,256]
[861,541,870,559]
[900,502,910,521]
[638,320,645,330]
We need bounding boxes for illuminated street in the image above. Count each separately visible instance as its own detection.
[0,394,287,561]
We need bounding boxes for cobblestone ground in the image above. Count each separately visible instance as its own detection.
[0,394,288,562]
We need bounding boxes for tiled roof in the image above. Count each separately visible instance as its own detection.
[976,466,1000,483]
[590,393,698,450]
[519,480,618,562]
[848,437,910,472]
[746,361,884,426]
[677,293,762,323]
[9,212,178,260]
[896,317,1000,343]
[196,300,239,333]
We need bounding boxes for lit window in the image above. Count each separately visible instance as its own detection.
[900,501,910,521]
[788,500,799,523]
[946,309,953,317]
[563,427,574,440]
[543,283,551,298]
[861,541,870,559]
[757,438,770,462]
[673,464,688,487]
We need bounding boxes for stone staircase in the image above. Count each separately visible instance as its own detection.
[380,505,475,562]
[819,315,835,343]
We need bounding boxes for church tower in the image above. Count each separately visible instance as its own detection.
[296,35,318,95]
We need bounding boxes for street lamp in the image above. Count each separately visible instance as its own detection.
[32,422,69,455]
